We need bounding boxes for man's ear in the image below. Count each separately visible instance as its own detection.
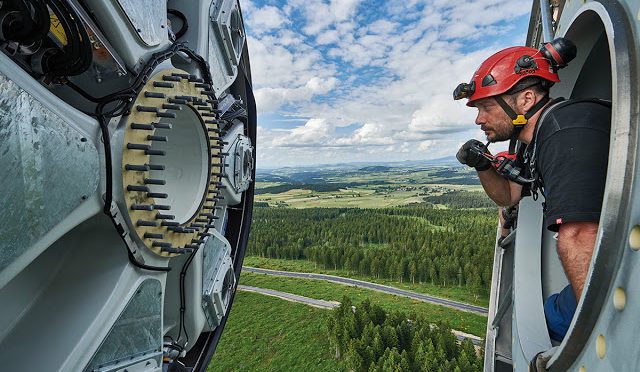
[519,89,537,112]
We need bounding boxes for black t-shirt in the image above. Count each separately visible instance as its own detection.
[532,100,611,231]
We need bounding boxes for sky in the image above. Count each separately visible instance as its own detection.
[239,0,534,168]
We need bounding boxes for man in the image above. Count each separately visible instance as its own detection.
[453,40,611,343]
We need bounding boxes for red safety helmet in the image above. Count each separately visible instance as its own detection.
[454,46,560,107]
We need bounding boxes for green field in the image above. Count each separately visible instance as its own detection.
[255,165,486,209]
[255,187,422,208]
[255,181,286,188]
[255,185,485,209]
[243,256,489,307]
[209,291,341,372]
[239,272,488,336]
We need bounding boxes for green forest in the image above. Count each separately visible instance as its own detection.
[328,297,483,371]
[423,190,496,209]
[247,206,496,298]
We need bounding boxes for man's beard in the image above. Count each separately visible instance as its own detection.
[488,122,515,143]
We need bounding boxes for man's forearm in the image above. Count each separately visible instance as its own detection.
[477,168,515,206]
[557,222,598,299]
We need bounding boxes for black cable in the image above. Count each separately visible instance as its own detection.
[97,115,170,273]
[43,0,92,78]
[66,80,101,102]
[126,249,171,272]
[9,0,50,45]
[168,9,188,39]
[176,247,199,346]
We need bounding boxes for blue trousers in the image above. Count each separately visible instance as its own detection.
[544,285,577,341]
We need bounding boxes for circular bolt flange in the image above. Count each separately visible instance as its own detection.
[121,68,224,257]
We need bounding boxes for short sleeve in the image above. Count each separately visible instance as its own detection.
[537,127,609,231]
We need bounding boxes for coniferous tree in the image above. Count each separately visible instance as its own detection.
[328,299,483,371]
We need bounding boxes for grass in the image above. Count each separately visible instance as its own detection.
[254,180,485,209]
[208,291,342,372]
[238,271,488,337]
[255,187,424,208]
[255,181,286,188]
[243,256,489,307]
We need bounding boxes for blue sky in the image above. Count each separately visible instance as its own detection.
[240,0,533,167]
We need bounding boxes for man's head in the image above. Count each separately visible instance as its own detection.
[474,77,550,142]
[453,39,576,143]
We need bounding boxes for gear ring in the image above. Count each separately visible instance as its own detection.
[121,68,224,257]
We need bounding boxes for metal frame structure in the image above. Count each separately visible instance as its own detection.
[0,1,255,371]
[484,1,640,370]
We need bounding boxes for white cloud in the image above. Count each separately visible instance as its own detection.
[254,76,337,112]
[334,123,395,146]
[288,0,361,36]
[245,5,289,34]
[272,118,333,147]
[239,0,534,167]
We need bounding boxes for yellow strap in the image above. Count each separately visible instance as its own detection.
[512,115,527,126]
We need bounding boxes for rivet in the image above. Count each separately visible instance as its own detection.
[153,122,172,130]
[144,92,166,99]
[167,98,188,105]
[136,105,159,113]
[153,81,174,89]
[171,73,190,79]
[144,232,164,239]
[148,192,168,199]
[156,111,177,119]
[145,149,166,156]
[162,103,181,110]
[147,164,165,170]
[596,334,606,359]
[127,143,151,151]
[629,226,640,250]
[127,185,150,192]
[144,178,166,185]
[125,164,150,171]
[131,123,154,130]
[613,288,626,310]
[152,241,172,248]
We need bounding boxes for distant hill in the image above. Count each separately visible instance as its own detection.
[255,158,472,185]
[258,157,460,173]
[358,165,391,172]
[421,155,459,166]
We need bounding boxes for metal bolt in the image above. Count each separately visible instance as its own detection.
[596,334,606,359]
[629,225,640,250]
[613,288,626,310]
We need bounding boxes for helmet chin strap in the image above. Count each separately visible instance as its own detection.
[494,94,550,153]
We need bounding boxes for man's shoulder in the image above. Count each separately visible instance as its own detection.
[548,98,611,120]
[537,98,611,141]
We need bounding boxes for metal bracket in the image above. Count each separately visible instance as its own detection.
[492,284,513,331]
[108,201,145,263]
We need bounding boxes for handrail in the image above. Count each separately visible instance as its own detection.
[539,0,555,42]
